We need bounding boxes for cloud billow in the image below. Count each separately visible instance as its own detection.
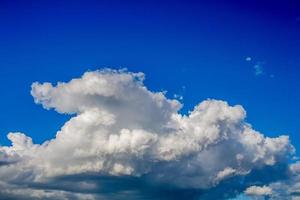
[0,69,297,199]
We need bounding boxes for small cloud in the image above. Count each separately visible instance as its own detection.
[173,86,186,101]
[244,185,272,196]
[253,64,263,76]
[245,57,252,62]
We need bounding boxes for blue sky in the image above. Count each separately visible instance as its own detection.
[0,1,300,199]
[1,0,299,150]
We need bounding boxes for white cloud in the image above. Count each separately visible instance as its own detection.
[214,167,237,182]
[0,69,296,199]
[246,57,252,61]
[245,185,272,196]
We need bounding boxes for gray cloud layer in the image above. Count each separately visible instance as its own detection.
[0,69,298,199]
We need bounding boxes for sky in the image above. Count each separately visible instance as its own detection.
[0,0,300,199]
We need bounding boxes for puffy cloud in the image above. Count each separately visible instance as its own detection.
[244,185,272,196]
[0,69,296,199]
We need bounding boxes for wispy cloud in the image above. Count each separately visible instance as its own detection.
[253,64,263,76]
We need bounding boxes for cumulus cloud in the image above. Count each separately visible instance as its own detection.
[0,68,297,199]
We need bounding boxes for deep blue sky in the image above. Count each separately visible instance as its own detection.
[0,0,299,155]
